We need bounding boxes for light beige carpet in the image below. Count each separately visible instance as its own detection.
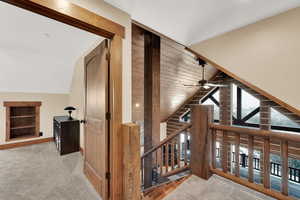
[0,142,101,200]
[163,175,275,200]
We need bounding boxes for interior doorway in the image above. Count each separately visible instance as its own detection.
[1,0,124,199]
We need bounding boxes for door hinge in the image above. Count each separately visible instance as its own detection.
[106,172,111,180]
[106,52,111,61]
[106,112,112,120]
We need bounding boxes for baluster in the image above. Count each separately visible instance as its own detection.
[212,129,217,169]
[159,147,163,175]
[171,140,175,170]
[222,131,228,173]
[165,143,169,173]
[235,133,240,177]
[184,132,188,166]
[177,136,181,168]
[281,140,288,195]
[263,138,270,189]
[155,150,158,179]
[248,135,254,183]
[141,158,144,187]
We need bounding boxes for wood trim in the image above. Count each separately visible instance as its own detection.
[211,168,293,200]
[109,35,123,200]
[4,101,41,107]
[2,0,125,38]
[185,47,300,117]
[0,137,53,150]
[160,166,190,178]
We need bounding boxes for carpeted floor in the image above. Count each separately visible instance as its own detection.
[0,142,101,200]
[163,175,275,200]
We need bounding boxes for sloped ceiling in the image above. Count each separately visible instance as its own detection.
[0,2,100,94]
[105,0,300,45]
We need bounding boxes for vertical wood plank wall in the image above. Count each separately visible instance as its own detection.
[131,24,217,123]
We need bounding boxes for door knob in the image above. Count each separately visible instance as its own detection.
[80,120,87,124]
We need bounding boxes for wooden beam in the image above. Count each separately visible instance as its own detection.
[2,0,125,38]
[144,31,161,188]
[122,123,141,200]
[185,47,300,117]
[190,105,213,179]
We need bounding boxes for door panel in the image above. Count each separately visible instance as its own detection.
[84,39,109,200]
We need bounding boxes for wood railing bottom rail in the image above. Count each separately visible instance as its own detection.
[210,168,294,200]
[161,165,190,178]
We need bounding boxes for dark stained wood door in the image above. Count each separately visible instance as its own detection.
[84,39,109,199]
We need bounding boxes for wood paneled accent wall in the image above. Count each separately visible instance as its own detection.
[132,24,217,122]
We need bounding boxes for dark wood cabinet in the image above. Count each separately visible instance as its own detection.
[53,116,80,155]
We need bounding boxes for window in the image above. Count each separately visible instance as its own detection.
[271,108,300,132]
[201,87,220,122]
[201,88,220,121]
[232,84,260,128]
[232,83,300,133]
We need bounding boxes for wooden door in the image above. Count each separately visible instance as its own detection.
[84,39,110,199]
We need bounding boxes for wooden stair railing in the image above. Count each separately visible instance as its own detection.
[141,123,192,190]
[208,122,299,200]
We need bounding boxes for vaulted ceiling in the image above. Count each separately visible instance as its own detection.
[105,0,300,45]
[0,2,100,94]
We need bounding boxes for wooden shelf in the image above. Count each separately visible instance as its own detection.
[11,125,35,130]
[10,115,36,119]
[4,101,41,142]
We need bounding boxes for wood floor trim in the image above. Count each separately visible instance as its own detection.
[0,137,53,150]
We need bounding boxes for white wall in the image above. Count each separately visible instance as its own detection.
[190,7,300,113]
[0,92,69,144]
[68,0,132,123]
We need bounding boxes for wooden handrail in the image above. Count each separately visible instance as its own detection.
[142,123,191,159]
[209,123,300,143]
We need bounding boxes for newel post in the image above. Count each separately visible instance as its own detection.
[122,123,141,200]
[190,105,214,180]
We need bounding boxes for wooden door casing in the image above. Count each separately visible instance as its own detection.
[84,39,109,199]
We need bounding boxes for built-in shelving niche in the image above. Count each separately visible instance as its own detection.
[4,102,41,141]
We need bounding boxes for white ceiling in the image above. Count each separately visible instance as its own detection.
[105,0,300,45]
[0,2,100,94]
